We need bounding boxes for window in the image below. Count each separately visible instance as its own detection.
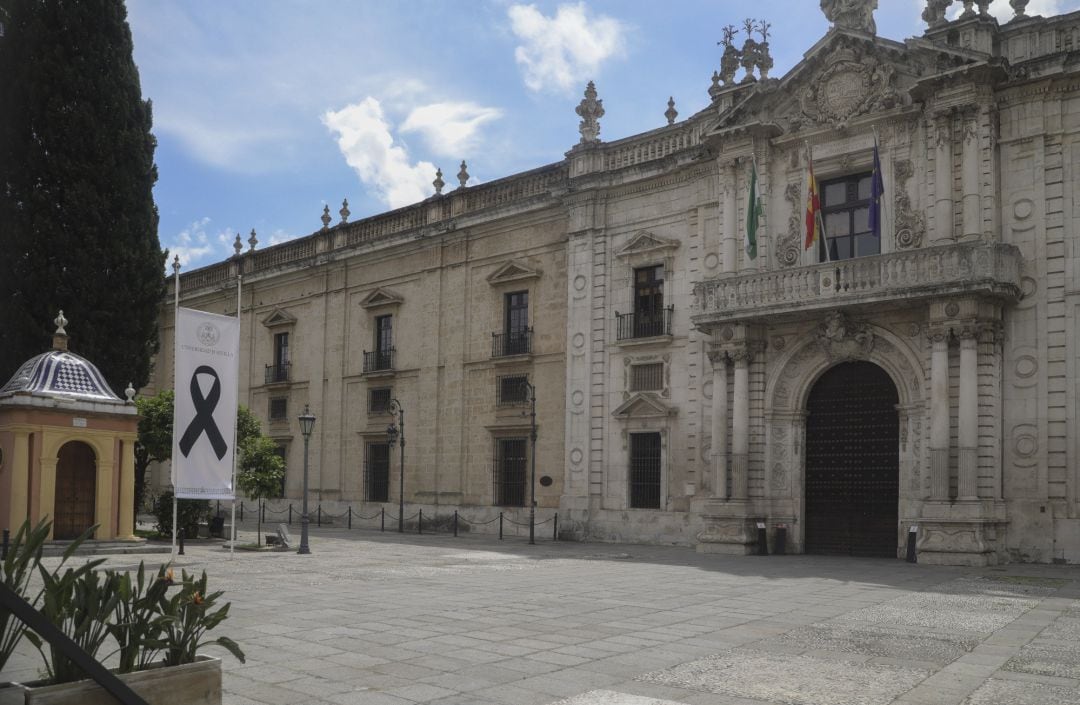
[493,438,527,506]
[375,315,393,354]
[630,363,663,392]
[274,332,290,367]
[629,432,662,509]
[820,173,878,261]
[365,442,390,502]
[497,374,529,406]
[269,397,288,421]
[616,265,671,340]
[369,387,392,413]
[498,291,530,356]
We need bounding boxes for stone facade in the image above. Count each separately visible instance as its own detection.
[153,2,1080,564]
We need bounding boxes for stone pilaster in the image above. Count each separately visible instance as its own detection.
[731,347,751,500]
[961,109,981,240]
[928,325,951,501]
[957,326,979,500]
[932,113,954,243]
[722,161,738,275]
[708,348,729,499]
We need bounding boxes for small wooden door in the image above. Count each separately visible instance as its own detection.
[54,441,97,540]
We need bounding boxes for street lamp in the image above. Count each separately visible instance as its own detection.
[298,405,316,554]
[523,381,538,545]
[386,399,404,533]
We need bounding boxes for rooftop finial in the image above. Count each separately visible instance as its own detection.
[172,254,181,274]
[248,228,258,251]
[576,81,604,145]
[321,204,332,231]
[1010,0,1029,18]
[125,382,136,403]
[433,167,445,195]
[821,0,877,35]
[53,310,69,351]
[665,97,678,125]
[457,161,469,189]
[233,233,243,257]
[339,198,350,224]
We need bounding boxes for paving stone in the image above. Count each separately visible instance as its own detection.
[963,677,1080,705]
[637,648,931,705]
[547,690,689,705]
[767,623,976,665]
[1004,640,1080,680]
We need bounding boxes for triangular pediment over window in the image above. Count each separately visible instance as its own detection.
[612,393,675,419]
[615,231,679,261]
[261,308,297,329]
[360,287,404,309]
[487,260,541,286]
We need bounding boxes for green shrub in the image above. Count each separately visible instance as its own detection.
[152,491,210,539]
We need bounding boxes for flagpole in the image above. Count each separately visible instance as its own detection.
[171,255,180,562]
[231,257,241,559]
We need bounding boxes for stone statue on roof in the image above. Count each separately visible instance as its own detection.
[821,0,878,35]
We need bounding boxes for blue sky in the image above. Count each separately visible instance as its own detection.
[126,0,1077,271]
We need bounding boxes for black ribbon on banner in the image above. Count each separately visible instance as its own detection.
[178,365,228,460]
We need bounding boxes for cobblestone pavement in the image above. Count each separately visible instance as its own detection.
[4,522,1079,705]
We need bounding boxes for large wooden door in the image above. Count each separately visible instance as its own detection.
[54,441,97,540]
[805,361,899,557]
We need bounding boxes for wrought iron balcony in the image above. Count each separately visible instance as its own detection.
[491,328,532,357]
[691,243,1022,325]
[616,307,674,341]
[363,348,395,373]
[264,362,291,384]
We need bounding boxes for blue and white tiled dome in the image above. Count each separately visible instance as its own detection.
[0,311,124,403]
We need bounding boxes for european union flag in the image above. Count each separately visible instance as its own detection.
[868,137,884,239]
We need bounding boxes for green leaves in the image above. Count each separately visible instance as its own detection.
[157,569,245,667]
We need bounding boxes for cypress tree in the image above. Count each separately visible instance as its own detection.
[0,0,165,393]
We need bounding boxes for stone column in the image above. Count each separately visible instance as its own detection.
[722,162,738,274]
[961,111,981,240]
[933,114,954,243]
[929,327,951,500]
[731,348,751,500]
[9,430,30,530]
[709,349,729,499]
[957,327,979,500]
[118,437,137,539]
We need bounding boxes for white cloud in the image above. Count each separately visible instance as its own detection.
[154,116,294,173]
[168,217,235,268]
[322,98,436,210]
[400,102,503,157]
[508,2,626,93]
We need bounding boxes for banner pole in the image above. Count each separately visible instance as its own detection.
[171,255,181,562]
[231,263,242,559]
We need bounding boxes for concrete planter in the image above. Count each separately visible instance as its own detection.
[0,683,26,705]
[15,656,220,705]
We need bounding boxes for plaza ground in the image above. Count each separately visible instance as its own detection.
[4,520,1080,705]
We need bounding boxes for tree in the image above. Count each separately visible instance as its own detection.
[236,436,286,547]
[0,0,166,393]
[133,390,264,524]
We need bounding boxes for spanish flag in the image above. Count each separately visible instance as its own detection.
[805,160,823,251]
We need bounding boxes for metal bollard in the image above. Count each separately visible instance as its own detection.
[453,510,458,537]
[418,508,422,534]
[906,525,918,563]
[317,505,322,528]
[774,525,787,556]
[380,507,385,532]
[2,529,9,561]
[240,502,244,522]
[499,512,503,540]
[261,500,265,524]
[288,504,292,525]
[348,506,352,530]
[756,523,769,556]
[553,512,558,541]
[178,527,185,556]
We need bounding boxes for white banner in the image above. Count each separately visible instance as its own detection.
[172,307,240,499]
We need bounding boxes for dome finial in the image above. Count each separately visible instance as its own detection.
[125,382,136,403]
[53,310,69,351]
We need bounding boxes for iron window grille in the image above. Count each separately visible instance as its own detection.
[491,328,532,357]
[820,172,877,261]
[629,432,662,509]
[268,397,288,421]
[264,361,291,384]
[493,438,527,507]
[615,307,673,340]
[369,387,392,413]
[497,374,530,406]
[363,348,395,372]
[364,442,391,502]
[629,363,664,392]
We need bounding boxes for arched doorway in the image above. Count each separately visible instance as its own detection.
[804,361,899,557]
[54,441,97,540]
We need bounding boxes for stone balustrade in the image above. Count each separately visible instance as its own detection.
[691,242,1023,325]
[601,124,702,171]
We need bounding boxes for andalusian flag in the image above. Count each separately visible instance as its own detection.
[745,160,762,260]
[805,160,822,251]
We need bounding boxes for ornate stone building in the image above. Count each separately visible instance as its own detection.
[154,1,1080,564]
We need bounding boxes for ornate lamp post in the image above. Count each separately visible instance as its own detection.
[386,399,405,533]
[523,381,538,545]
[298,405,316,554]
